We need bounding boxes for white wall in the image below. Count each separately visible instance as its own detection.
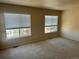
[61,7,79,41]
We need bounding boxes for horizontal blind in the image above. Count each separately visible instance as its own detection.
[4,13,31,28]
[45,16,58,26]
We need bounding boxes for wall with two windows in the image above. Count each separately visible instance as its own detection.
[0,3,61,49]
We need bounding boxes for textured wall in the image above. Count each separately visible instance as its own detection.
[0,4,61,49]
[61,7,79,41]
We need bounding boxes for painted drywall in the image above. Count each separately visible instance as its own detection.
[61,7,79,41]
[0,3,61,49]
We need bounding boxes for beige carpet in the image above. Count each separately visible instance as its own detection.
[0,37,79,59]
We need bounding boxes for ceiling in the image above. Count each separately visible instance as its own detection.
[0,0,79,10]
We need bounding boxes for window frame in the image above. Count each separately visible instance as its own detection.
[4,13,32,40]
[44,15,59,34]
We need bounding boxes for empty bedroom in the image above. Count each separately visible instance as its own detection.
[0,0,79,59]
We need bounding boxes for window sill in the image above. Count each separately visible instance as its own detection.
[6,35,31,40]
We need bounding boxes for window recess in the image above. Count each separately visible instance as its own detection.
[44,15,58,33]
[4,13,31,40]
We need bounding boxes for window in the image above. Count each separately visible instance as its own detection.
[45,15,58,33]
[4,13,31,40]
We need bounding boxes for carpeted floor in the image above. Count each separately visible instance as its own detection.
[0,37,79,59]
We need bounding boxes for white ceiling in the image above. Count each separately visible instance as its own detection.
[0,0,79,10]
